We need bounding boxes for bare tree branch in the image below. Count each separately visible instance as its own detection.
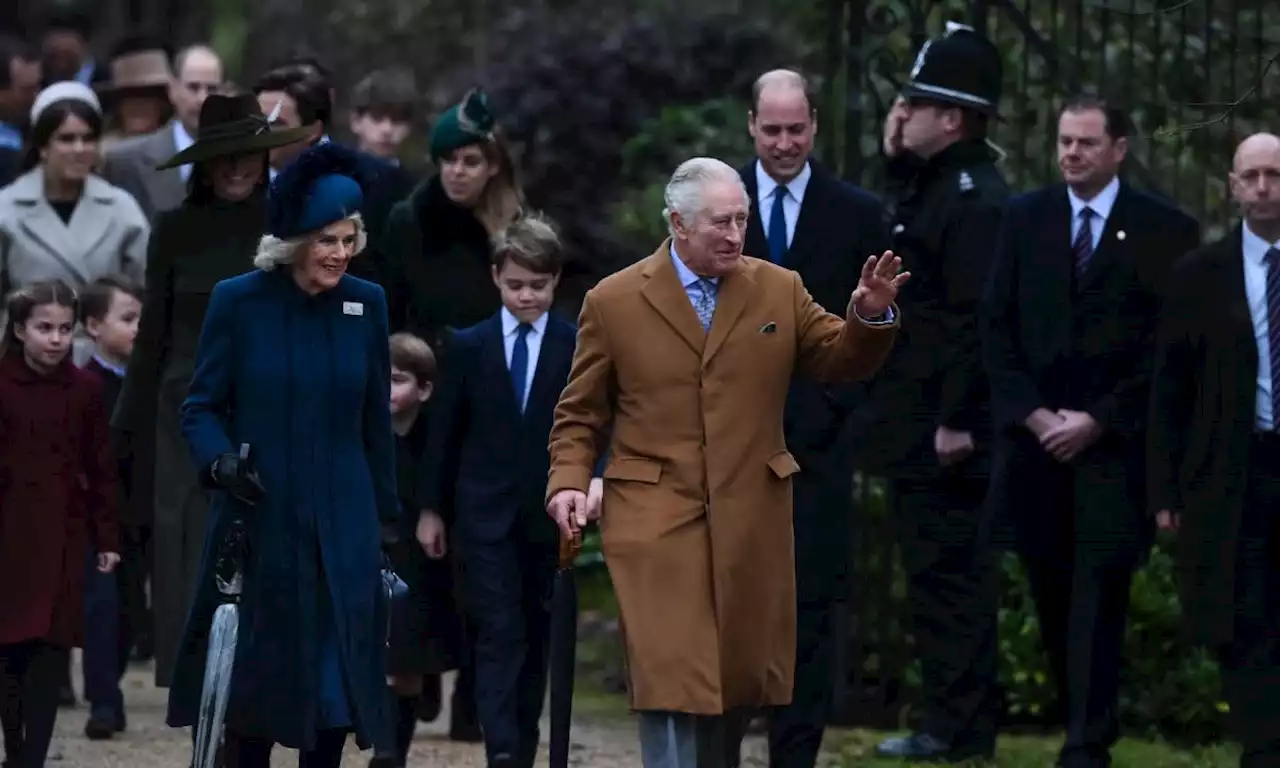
[1151,48,1278,137]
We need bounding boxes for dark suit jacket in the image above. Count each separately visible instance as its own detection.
[1147,228,1260,645]
[985,181,1200,555]
[423,311,576,544]
[740,159,890,602]
[86,358,133,525]
[348,156,415,290]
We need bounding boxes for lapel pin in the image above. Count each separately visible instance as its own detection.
[342,301,364,316]
[760,322,777,334]
[1116,230,1126,241]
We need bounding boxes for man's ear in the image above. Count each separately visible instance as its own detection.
[84,317,102,340]
[418,382,433,403]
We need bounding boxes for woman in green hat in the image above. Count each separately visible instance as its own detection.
[111,92,312,692]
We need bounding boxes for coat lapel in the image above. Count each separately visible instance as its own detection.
[640,242,705,355]
[482,315,522,418]
[526,318,570,419]
[741,162,769,261]
[143,127,184,205]
[783,167,829,273]
[703,261,757,365]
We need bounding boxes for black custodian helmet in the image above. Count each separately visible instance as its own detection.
[902,22,1003,117]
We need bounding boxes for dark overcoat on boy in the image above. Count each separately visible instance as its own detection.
[984,178,1199,766]
[423,308,577,767]
[738,157,889,766]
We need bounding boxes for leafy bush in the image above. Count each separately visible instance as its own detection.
[610,98,757,247]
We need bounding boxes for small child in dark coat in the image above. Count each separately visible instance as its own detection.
[79,276,142,740]
[382,332,466,768]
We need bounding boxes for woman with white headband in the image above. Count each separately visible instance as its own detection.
[0,81,149,365]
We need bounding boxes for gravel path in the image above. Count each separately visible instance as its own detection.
[41,655,787,767]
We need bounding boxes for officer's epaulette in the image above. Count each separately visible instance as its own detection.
[958,170,975,194]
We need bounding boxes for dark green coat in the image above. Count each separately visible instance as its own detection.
[111,196,264,687]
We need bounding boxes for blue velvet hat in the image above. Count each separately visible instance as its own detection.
[266,142,383,240]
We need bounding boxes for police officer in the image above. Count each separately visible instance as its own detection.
[850,23,1009,762]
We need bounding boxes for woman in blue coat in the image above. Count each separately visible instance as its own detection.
[166,142,398,766]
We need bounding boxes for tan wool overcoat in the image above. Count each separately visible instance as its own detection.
[546,240,898,715]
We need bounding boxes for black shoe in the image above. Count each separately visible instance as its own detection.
[489,754,516,768]
[415,677,442,724]
[85,715,116,740]
[875,732,994,763]
[57,684,77,708]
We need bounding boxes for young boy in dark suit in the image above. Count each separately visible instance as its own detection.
[80,276,142,739]
[422,213,600,768]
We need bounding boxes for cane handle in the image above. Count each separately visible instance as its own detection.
[558,530,582,569]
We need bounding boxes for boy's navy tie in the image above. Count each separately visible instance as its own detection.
[510,322,532,412]
[768,186,788,264]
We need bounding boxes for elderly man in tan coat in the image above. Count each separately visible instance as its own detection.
[546,157,908,767]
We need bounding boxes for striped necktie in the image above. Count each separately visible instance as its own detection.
[1265,247,1280,427]
[1073,207,1096,277]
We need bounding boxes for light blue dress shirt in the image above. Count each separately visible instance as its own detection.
[501,306,548,411]
[1067,175,1120,252]
[755,160,812,250]
[1241,222,1280,429]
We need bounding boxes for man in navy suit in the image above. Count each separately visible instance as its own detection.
[727,69,890,768]
[983,96,1200,768]
[422,213,599,768]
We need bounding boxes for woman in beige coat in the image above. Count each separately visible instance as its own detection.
[0,82,148,364]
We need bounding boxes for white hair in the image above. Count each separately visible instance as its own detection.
[662,157,749,236]
[253,213,368,271]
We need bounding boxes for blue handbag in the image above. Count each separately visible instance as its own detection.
[379,555,411,649]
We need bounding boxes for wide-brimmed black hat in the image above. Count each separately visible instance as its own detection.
[156,94,313,170]
[902,22,1003,117]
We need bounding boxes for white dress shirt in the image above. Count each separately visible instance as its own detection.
[755,160,812,249]
[1067,175,1120,251]
[1241,222,1280,429]
[172,120,195,182]
[501,307,548,410]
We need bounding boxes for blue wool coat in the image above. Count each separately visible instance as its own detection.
[165,268,397,752]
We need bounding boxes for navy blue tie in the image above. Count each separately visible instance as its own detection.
[768,186,788,264]
[1265,248,1280,427]
[510,323,532,412]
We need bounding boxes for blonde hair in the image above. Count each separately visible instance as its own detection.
[472,132,524,236]
[253,213,368,271]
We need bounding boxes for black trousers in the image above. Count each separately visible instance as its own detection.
[764,598,834,768]
[223,728,347,768]
[458,533,557,767]
[892,473,999,749]
[0,640,67,768]
[1218,437,1280,767]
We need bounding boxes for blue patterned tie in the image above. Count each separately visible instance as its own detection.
[1265,248,1280,428]
[510,323,532,411]
[1073,207,1095,277]
[693,279,718,332]
[768,186,788,264]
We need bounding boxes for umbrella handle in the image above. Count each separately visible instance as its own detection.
[558,530,582,569]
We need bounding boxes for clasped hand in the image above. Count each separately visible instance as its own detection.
[547,478,603,541]
[1027,408,1102,463]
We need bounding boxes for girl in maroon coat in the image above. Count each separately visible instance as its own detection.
[0,279,118,768]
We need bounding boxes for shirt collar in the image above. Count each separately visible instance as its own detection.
[76,58,96,85]
[1067,175,1121,221]
[755,159,812,206]
[670,242,717,288]
[501,306,548,335]
[92,355,126,377]
[1243,221,1280,265]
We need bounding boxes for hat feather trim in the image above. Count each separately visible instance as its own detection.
[456,88,496,138]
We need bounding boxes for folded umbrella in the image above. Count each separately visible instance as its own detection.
[548,529,583,768]
[193,443,255,768]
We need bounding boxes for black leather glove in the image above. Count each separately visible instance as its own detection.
[209,444,266,506]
